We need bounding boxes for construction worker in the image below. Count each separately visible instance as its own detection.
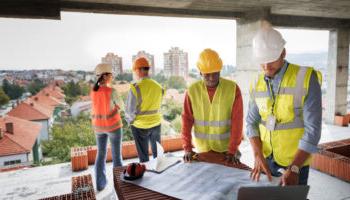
[182,48,243,164]
[91,63,123,191]
[125,57,164,162]
[247,23,322,185]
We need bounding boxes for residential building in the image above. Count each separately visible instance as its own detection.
[0,115,41,168]
[164,47,188,78]
[101,53,123,75]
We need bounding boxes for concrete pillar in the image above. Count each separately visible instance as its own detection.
[325,29,350,124]
[236,20,262,71]
[235,19,267,118]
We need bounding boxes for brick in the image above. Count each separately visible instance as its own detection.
[334,115,349,126]
[311,140,350,182]
[39,174,96,200]
[71,148,88,172]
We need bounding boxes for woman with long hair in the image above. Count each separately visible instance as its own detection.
[91,63,123,191]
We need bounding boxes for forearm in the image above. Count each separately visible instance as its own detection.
[181,114,194,152]
[291,149,311,168]
[249,137,264,157]
[182,92,194,152]
[228,86,243,154]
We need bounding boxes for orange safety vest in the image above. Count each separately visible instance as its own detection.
[91,87,122,132]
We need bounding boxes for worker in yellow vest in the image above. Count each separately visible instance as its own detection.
[182,49,243,164]
[125,57,164,162]
[247,23,322,185]
[91,63,123,191]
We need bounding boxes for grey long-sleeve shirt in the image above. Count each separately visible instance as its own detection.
[246,61,322,153]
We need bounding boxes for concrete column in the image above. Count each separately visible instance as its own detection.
[325,29,350,124]
[236,20,262,71]
[235,19,267,118]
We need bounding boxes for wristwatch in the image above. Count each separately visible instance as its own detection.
[289,165,300,174]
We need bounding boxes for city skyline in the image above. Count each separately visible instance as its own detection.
[0,12,329,71]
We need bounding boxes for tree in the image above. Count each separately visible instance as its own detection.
[166,76,187,90]
[42,113,96,163]
[0,88,10,106]
[28,79,45,95]
[116,73,133,82]
[62,81,84,105]
[79,82,91,96]
[153,73,167,85]
[2,79,25,100]
[162,99,182,121]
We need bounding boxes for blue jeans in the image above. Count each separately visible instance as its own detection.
[94,128,123,191]
[266,155,309,185]
[131,125,161,162]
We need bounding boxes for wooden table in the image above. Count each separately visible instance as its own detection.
[113,151,251,200]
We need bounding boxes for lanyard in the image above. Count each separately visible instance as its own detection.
[267,77,282,115]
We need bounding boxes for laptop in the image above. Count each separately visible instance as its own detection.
[237,185,310,200]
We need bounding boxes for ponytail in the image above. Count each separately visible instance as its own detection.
[93,75,104,91]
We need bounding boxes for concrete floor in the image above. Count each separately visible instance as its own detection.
[0,124,349,200]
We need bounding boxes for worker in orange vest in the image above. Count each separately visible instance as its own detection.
[91,63,123,191]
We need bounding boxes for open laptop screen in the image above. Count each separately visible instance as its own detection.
[237,185,310,200]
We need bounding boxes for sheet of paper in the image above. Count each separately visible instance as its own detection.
[123,162,276,200]
[143,142,181,173]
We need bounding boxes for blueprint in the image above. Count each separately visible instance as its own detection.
[122,162,277,200]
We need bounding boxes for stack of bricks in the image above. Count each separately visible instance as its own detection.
[71,147,88,172]
[161,136,183,152]
[71,174,95,199]
[311,139,350,182]
[72,146,112,171]
[39,174,96,200]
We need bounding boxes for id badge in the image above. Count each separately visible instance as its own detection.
[266,115,276,131]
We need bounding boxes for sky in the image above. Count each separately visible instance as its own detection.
[0,12,329,71]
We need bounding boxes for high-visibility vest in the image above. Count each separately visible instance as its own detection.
[91,86,122,132]
[250,63,321,167]
[130,78,164,129]
[188,78,236,153]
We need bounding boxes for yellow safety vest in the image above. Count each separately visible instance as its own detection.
[130,78,164,129]
[188,78,236,153]
[250,63,321,167]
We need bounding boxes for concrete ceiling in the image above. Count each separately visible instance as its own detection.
[62,0,350,20]
[1,0,350,29]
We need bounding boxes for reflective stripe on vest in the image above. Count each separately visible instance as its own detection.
[91,108,119,120]
[91,87,122,132]
[194,119,231,127]
[133,83,161,115]
[256,67,307,130]
[131,78,163,129]
[194,131,231,140]
[251,64,315,166]
[92,120,122,132]
[189,78,236,153]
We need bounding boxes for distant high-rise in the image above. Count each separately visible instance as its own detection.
[101,53,123,75]
[164,47,188,78]
[132,51,155,76]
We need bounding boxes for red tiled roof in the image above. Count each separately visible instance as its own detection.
[42,89,65,101]
[7,101,50,121]
[0,116,41,156]
[31,93,63,108]
[0,136,27,156]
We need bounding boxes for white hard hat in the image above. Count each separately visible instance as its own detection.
[252,25,286,64]
[95,63,112,76]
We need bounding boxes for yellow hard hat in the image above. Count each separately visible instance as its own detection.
[197,49,223,74]
[133,57,150,72]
